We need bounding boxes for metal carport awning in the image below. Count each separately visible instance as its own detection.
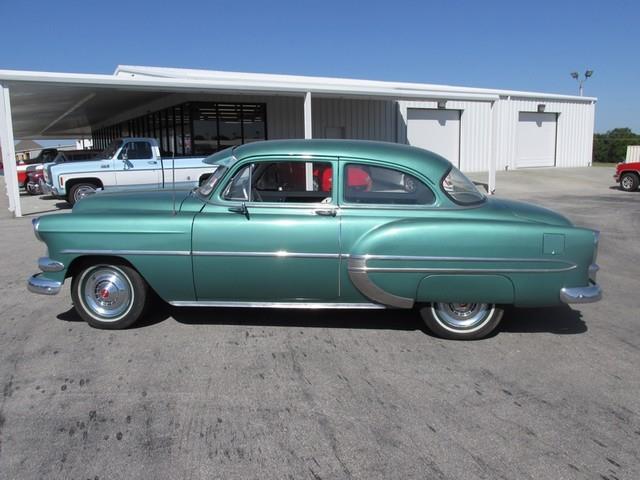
[0,68,500,217]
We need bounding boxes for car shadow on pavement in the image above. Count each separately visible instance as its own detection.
[499,306,587,335]
[56,300,174,329]
[57,303,586,335]
[170,306,422,331]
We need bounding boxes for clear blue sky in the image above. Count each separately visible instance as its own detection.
[0,0,637,133]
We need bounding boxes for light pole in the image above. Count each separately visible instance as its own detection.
[570,70,593,96]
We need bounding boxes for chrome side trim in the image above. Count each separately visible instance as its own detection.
[169,300,386,309]
[60,249,191,256]
[560,282,602,304]
[60,249,347,259]
[355,254,577,268]
[349,254,577,273]
[38,257,65,272]
[192,251,341,259]
[347,257,415,309]
[353,266,576,274]
[27,274,62,295]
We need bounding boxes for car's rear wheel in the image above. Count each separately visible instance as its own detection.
[620,173,639,192]
[71,263,148,329]
[68,182,98,205]
[420,302,504,340]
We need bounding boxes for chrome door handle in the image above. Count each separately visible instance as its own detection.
[148,160,158,164]
[314,208,337,217]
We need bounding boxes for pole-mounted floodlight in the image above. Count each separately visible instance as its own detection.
[570,70,593,96]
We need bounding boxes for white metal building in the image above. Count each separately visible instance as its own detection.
[0,65,596,217]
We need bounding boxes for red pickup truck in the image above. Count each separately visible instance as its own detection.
[614,162,640,191]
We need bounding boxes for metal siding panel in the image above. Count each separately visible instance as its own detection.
[499,97,594,169]
[400,100,492,172]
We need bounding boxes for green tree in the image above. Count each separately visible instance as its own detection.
[593,128,640,163]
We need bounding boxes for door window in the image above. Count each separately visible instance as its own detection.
[223,161,333,203]
[120,141,153,160]
[343,163,435,205]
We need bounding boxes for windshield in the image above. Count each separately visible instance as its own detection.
[102,139,123,159]
[441,166,486,205]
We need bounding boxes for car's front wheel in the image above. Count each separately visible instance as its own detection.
[420,303,504,340]
[620,173,639,192]
[71,263,148,329]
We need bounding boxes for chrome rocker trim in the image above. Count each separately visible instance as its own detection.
[27,274,62,295]
[560,282,602,304]
[38,257,65,272]
[169,300,385,309]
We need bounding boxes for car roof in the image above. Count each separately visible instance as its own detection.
[233,139,452,181]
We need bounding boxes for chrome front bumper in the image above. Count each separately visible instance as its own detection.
[560,282,602,304]
[28,273,62,295]
[27,257,65,295]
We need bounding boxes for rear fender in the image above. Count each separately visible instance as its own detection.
[346,218,590,307]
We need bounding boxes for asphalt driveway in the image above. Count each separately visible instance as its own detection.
[0,166,638,479]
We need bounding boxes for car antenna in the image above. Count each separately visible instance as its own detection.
[171,149,176,216]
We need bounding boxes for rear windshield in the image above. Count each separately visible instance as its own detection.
[441,166,486,205]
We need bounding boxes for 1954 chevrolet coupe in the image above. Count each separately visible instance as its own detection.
[28,140,602,339]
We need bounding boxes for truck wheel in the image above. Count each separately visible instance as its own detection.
[420,303,504,340]
[620,173,639,192]
[71,263,149,329]
[26,183,40,195]
[68,182,98,205]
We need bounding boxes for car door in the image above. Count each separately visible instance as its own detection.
[192,156,340,302]
[114,140,161,189]
[337,160,438,304]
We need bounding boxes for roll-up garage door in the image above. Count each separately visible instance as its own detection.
[407,109,461,166]
[516,112,557,168]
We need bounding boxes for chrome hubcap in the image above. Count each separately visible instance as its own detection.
[81,267,133,321]
[74,185,96,201]
[622,177,632,189]
[433,302,492,330]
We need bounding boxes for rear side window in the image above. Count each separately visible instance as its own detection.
[441,166,485,205]
[343,164,435,205]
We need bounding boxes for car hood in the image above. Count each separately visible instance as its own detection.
[485,197,572,226]
[72,189,203,214]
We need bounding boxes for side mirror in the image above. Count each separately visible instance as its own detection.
[120,151,128,161]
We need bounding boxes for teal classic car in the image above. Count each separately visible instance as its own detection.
[28,140,601,339]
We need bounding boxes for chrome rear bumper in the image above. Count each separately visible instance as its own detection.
[27,273,62,295]
[560,282,602,304]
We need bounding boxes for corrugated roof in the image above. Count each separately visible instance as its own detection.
[0,66,596,103]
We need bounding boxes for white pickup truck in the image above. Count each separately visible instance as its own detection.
[42,138,216,205]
